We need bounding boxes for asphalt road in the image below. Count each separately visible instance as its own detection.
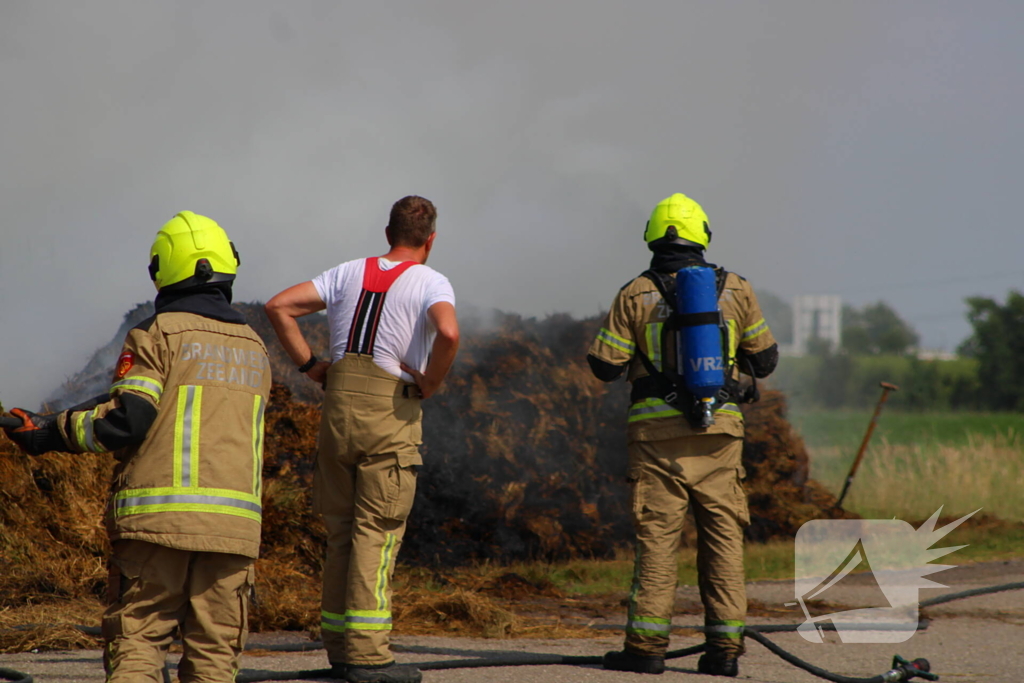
[4,559,1023,683]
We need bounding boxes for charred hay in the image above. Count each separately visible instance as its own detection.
[2,306,851,648]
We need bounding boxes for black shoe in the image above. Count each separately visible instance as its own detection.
[697,653,739,677]
[603,650,666,674]
[346,662,422,683]
[330,662,348,679]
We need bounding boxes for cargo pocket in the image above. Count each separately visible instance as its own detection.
[102,548,144,643]
[236,564,256,652]
[384,464,418,522]
[733,469,750,527]
[627,466,646,526]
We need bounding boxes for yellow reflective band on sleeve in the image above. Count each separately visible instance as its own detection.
[113,486,261,522]
[597,328,636,354]
[375,533,397,611]
[252,396,266,496]
[74,408,106,453]
[645,322,663,371]
[110,376,164,404]
[742,319,768,341]
[628,398,683,422]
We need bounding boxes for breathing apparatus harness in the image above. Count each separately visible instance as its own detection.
[632,265,760,429]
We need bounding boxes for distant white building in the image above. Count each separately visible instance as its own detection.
[791,295,842,355]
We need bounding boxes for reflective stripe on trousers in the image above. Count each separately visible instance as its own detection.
[321,609,393,633]
[706,620,745,639]
[375,533,397,611]
[626,616,672,637]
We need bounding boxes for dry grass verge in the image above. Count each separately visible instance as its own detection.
[810,433,1024,521]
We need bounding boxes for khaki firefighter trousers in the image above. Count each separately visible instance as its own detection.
[102,539,254,682]
[314,355,421,666]
[625,434,749,659]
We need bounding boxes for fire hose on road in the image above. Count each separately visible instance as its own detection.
[5,581,1024,683]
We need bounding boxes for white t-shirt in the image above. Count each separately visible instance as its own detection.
[312,257,456,381]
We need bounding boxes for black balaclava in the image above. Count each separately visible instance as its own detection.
[648,242,715,274]
[154,282,245,324]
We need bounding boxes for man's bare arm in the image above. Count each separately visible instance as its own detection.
[400,301,459,399]
[265,282,331,384]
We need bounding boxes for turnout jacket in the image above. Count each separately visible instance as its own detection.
[57,294,271,558]
[588,268,776,442]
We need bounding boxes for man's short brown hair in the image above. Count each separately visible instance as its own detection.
[388,196,437,247]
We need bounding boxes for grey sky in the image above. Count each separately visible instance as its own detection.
[2,1,1022,408]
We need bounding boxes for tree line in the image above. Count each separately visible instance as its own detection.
[759,290,1021,412]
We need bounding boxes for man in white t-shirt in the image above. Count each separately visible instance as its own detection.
[265,196,459,683]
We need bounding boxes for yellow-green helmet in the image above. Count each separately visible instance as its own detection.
[643,193,711,249]
[148,211,240,291]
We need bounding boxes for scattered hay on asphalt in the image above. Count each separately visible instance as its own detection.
[0,598,102,653]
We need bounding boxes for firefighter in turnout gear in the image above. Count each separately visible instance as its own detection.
[265,196,459,683]
[589,194,779,677]
[3,212,271,682]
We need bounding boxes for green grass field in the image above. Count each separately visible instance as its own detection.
[789,410,1024,449]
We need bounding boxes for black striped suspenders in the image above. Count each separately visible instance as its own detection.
[345,257,417,355]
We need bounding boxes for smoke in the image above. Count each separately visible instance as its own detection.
[2,1,1023,409]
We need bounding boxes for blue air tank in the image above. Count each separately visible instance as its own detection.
[675,266,725,400]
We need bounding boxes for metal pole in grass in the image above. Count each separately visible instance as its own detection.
[835,382,900,510]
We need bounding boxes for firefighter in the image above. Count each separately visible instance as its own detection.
[3,212,271,682]
[589,194,778,677]
[265,195,459,683]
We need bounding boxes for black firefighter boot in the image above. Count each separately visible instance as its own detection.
[603,649,666,674]
[345,662,422,683]
[697,653,739,677]
[698,642,740,678]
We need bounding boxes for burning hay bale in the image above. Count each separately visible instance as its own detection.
[740,391,854,540]
[0,305,852,650]
[403,312,851,564]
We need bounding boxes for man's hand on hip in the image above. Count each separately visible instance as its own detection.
[306,360,331,386]
[400,363,440,399]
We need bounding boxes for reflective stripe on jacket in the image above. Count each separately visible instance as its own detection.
[103,312,271,558]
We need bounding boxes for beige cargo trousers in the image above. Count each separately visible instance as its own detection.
[625,434,749,659]
[103,540,254,682]
[314,355,421,667]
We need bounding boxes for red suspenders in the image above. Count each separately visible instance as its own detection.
[345,258,417,355]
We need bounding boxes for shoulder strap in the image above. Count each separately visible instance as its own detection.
[362,257,418,293]
[635,270,686,407]
[715,267,728,297]
[346,258,418,355]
